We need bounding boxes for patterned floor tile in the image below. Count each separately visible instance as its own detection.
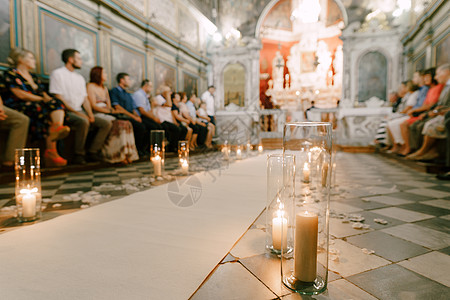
[421,199,450,210]
[324,239,390,277]
[396,180,439,188]
[406,188,450,199]
[397,203,450,217]
[381,191,432,201]
[398,251,450,287]
[363,195,413,206]
[347,264,449,300]
[191,262,277,300]
[382,224,450,250]
[230,229,266,259]
[346,231,429,262]
[370,207,434,222]
[414,218,450,234]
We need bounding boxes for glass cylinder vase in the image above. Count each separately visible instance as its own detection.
[178,140,189,175]
[281,122,332,295]
[15,148,42,222]
[150,130,165,177]
[236,144,243,160]
[265,154,296,255]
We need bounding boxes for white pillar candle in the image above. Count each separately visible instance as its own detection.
[223,147,229,160]
[236,148,242,159]
[303,162,310,182]
[181,159,189,175]
[22,191,36,218]
[152,155,162,176]
[272,210,288,251]
[258,145,263,153]
[294,211,318,282]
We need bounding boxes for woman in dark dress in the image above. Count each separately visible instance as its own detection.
[4,48,69,167]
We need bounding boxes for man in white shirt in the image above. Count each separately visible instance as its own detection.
[201,85,216,125]
[50,49,111,164]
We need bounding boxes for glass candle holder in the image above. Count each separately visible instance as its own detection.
[266,154,296,255]
[258,143,264,154]
[246,140,252,155]
[282,122,332,295]
[178,140,189,175]
[236,145,243,160]
[150,130,165,177]
[221,139,230,161]
[15,148,42,222]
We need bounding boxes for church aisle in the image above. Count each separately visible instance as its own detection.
[192,152,450,300]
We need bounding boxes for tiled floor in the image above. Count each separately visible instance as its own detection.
[1,151,449,299]
[192,152,450,299]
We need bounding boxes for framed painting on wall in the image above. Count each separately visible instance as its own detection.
[111,40,145,92]
[40,10,97,79]
[0,0,13,67]
[358,51,387,102]
[224,63,245,107]
[182,72,198,98]
[154,59,176,92]
[301,52,316,73]
[434,33,449,66]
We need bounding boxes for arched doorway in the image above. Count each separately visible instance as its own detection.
[256,0,347,111]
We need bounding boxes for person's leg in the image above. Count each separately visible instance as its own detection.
[208,115,216,126]
[399,120,411,155]
[161,121,180,152]
[0,107,29,166]
[129,119,147,154]
[65,112,89,158]
[88,114,114,155]
[409,119,426,152]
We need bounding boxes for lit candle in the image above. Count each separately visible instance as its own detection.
[322,162,329,187]
[236,148,242,160]
[21,189,36,218]
[272,208,288,251]
[181,159,189,175]
[152,155,162,176]
[247,142,251,153]
[294,211,318,282]
[222,146,229,160]
[258,145,263,153]
[303,162,310,182]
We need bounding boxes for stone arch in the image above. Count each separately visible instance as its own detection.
[255,0,349,38]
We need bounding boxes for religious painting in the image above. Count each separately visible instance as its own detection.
[183,72,198,98]
[111,41,145,92]
[301,52,316,73]
[414,54,426,72]
[148,0,177,34]
[263,0,292,30]
[0,0,12,67]
[154,59,177,92]
[179,10,199,48]
[435,34,449,66]
[41,11,96,80]
[358,51,387,102]
[224,63,245,107]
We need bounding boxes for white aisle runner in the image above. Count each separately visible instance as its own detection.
[0,155,268,300]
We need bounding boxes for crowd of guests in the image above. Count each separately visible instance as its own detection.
[375,64,450,179]
[0,48,217,169]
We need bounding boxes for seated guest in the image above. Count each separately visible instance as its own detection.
[201,85,216,125]
[398,68,443,156]
[4,48,69,167]
[50,49,110,164]
[153,86,180,152]
[186,94,208,147]
[171,92,192,146]
[407,63,450,160]
[87,66,138,163]
[0,95,29,170]
[197,101,215,148]
[437,111,450,180]
[387,71,423,152]
[132,80,162,133]
[179,92,199,149]
[109,73,148,156]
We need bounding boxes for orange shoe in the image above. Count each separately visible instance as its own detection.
[48,124,70,141]
[44,149,67,167]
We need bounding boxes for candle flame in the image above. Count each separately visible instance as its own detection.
[304,162,310,171]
